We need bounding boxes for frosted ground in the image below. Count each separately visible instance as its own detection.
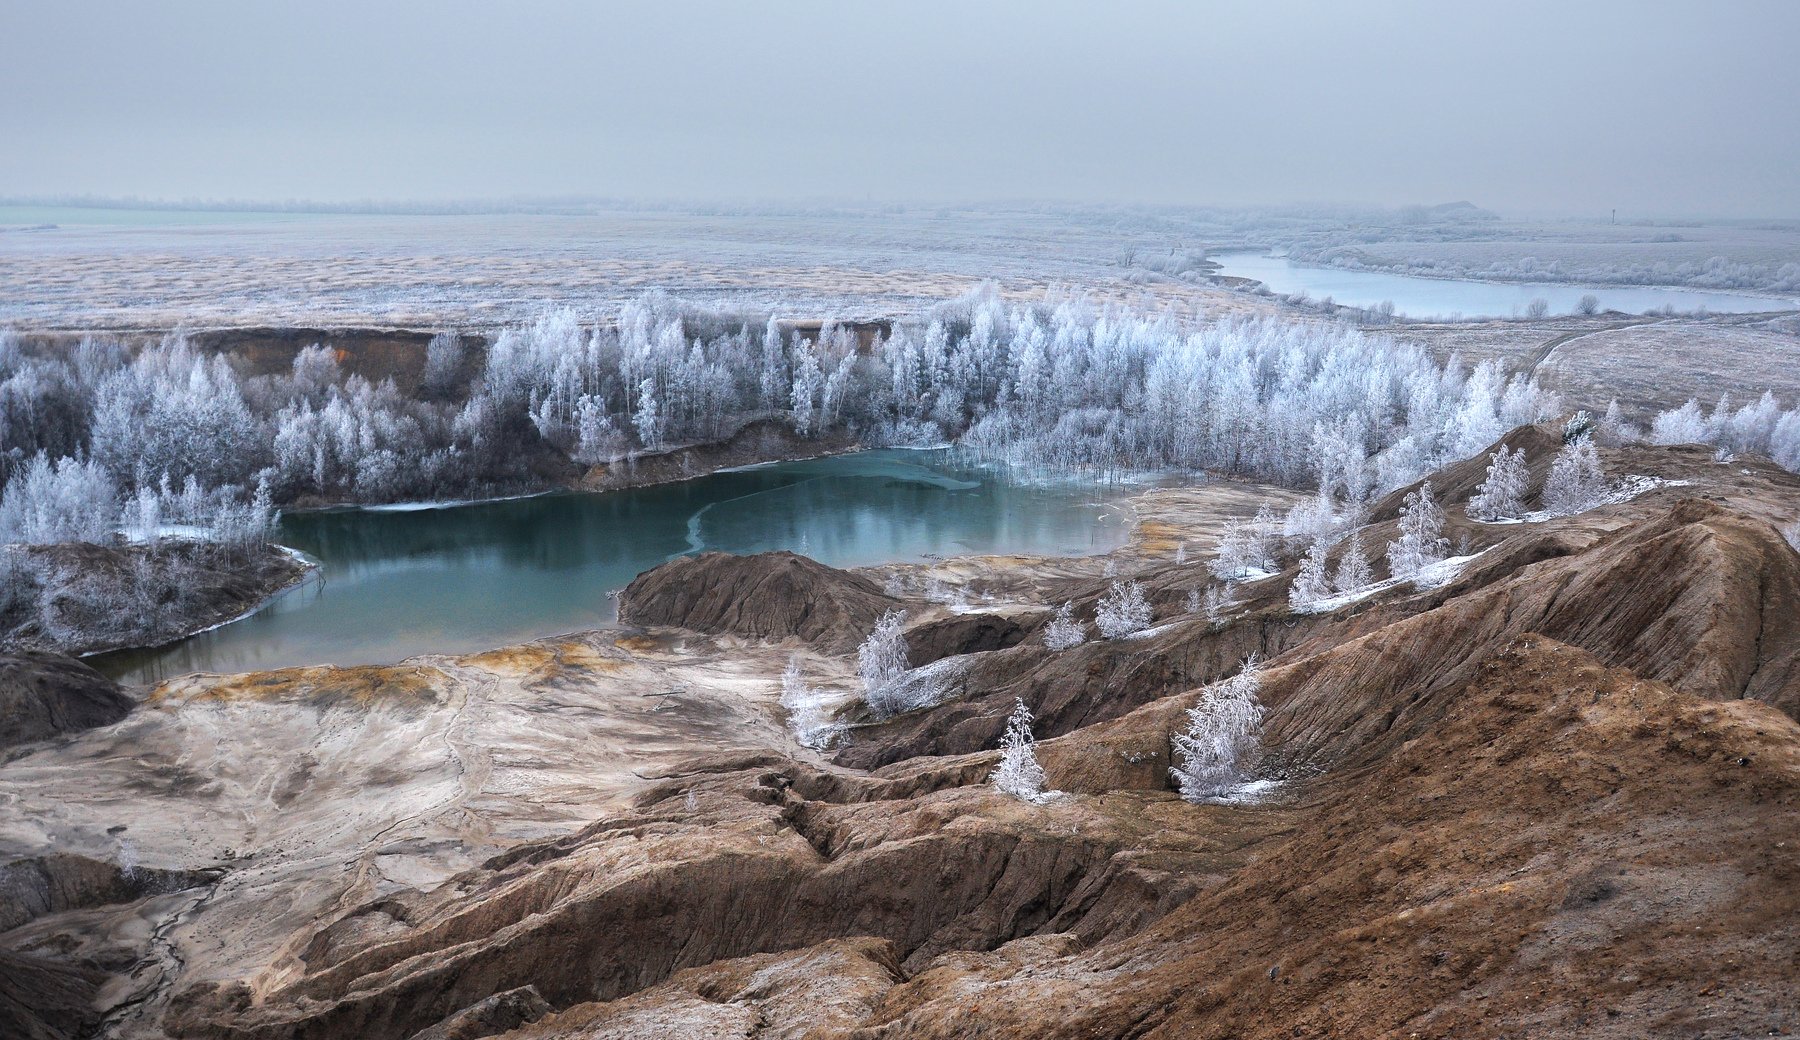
[0,204,1248,330]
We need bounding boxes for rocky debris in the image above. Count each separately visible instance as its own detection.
[621,551,901,653]
[0,652,134,750]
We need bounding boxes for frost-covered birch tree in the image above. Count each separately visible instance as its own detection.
[1544,436,1607,516]
[1386,481,1447,578]
[990,698,1049,802]
[1468,445,1529,521]
[1170,657,1265,801]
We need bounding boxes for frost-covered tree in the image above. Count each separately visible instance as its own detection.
[1201,583,1233,623]
[1650,399,1709,446]
[990,698,1048,802]
[0,454,118,544]
[858,610,911,716]
[573,395,624,466]
[781,655,841,749]
[633,378,662,450]
[1095,580,1152,638]
[1170,657,1264,802]
[1468,445,1529,521]
[1333,530,1373,594]
[1211,508,1279,581]
[1043,601,1086,650]
[420,331,466,399]
[1594,400,1638,446]
[1544,436,1607,516]
[790,347,822,436]
[1288,540,1332,609]
[1282,494,1337,549]
[1386,481,1447,579]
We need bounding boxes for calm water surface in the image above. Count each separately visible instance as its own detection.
[1213,251,1797,319]
[95,450,1129,685]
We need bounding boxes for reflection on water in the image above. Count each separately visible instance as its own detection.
[94,450,1127,684]
[1212,251,1797,319]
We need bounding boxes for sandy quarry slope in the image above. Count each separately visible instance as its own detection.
[4,432,1799,1039]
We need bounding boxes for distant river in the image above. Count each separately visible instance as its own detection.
[93,450,1129,685]
[1212,251,1797,320]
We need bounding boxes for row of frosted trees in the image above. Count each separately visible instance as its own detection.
[6,286,1796,549]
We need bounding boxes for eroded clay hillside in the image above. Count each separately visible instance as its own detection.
[5,429,1799,1040]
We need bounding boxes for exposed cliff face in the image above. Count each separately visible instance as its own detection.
[620,550,902,653]
[577,419,862,493]
[8,433,1800,1040]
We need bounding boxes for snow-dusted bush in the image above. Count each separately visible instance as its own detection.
[858,610,911,716]
[0,454,118,545]
[1333,530,1373,594]
[780,655,843,750]
[1594,400,1640,446]
[1210,506,1281,581]
[1170,657,1265,802]
[1650,399,1709,446]
[990,698,1049,802]
[1095,581,1152,638]
[1640,391,1800,470]
[420,331,466,399]
[1282,495,1337,549]
[1386,481,1447,579]
[1288,541,1331,610]
[1043,601,1086,650]
[1201,583,1233,623]
[1543,436,1607,516]
[1468,445,1529,521]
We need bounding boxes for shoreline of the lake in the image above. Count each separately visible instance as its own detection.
[1211,249,1800,319]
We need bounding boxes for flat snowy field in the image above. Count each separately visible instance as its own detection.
[0,205,1249,330]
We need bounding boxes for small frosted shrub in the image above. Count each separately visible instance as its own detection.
[858,610,911,716]
[1095,580,1152,638]
[1044,601,1086,650]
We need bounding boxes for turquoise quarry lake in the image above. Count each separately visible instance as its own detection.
[95,450,1129,685]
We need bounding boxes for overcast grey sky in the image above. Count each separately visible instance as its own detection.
[4,0,1797,216]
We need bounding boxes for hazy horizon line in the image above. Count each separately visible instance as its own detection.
[6,192,1794,227]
